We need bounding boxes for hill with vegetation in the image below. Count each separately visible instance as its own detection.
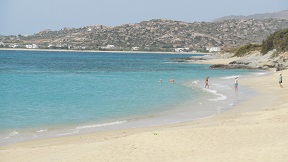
[1,19,288,52]
[261,28,288,55]
[234,28,288,56]
[214,10,288,22]
[211,28,288,71]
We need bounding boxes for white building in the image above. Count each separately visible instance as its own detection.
[26,44,38,49]
[32,44,39,48]
[206,47,221,52]
[106,45,115,49]
[48,44,54,48]
[175,47,189,52]
[132,47,139,51]
[101,45,115,50]
[9,44,18,48]
[25,45,33,48]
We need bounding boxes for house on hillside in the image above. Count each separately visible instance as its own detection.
[206,47,221,52]
[132,47,139,51]
[25,44,38,49]
[9,44,18,48]
[100,45,115,50]
[175,47,189,52]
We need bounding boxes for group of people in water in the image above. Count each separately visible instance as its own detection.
[205,72,284,91]
[205,76,239,92]
[160,76,239,92]
[159,78,175,84]
[160,73,284,91]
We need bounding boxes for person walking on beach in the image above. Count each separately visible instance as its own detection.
[279,73,283,88]
[205,77,209,88]
[234,77,239,92]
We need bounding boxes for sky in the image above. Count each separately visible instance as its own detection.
[0,0,287,35]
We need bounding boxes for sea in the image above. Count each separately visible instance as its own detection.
[0,50,266,145]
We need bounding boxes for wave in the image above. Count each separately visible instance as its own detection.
[252,72,266,76]
[164,62,179,64]
[57,130,79,136]
[9,130,19,136]
[210,83,232,89]
[36,129,48,133]
[76,120,127,130]
[220,75,240,79]
[192,80,200,84]
[203,88,227,101]
[1,136,10,140]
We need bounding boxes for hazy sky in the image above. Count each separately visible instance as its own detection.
[1,0,287,35]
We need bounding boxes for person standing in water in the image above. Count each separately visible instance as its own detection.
[205,77,209,88]
[279,73,283,88]
[234,77,239,92]
[170,78,175,84]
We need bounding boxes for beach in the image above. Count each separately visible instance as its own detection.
[1,56,288,162]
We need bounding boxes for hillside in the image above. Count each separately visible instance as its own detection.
[2,19,288,52]
[208,28,288,71]
[261,28,288,54]
[214,10,288,22]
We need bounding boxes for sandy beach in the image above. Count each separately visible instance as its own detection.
[1,59,288,162]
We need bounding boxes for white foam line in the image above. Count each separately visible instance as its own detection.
[211,83,232,89]
[252,72,266,76]
[220,75,240,79]
[36,129,48,133]
[57,130,79,136]
[9,131,19,136]
[1,137,10,140]
[192,80,199,84]
[203,88,227,101]
[76,120,127,130]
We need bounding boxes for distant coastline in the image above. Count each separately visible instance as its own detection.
[0,48,212,55]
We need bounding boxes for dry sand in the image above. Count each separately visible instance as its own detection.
[192,57,238,65]
[1,61,288,162]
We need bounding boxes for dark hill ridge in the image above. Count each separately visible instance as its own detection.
[2,19,288,51]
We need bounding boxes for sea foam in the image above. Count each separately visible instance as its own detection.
[220,75,240,80]
[36,129,48,133]
[9,131,19,136]
[203,88,227,101]
[252,72,266,76]
[76,120,127,130]
[192,80,200,84]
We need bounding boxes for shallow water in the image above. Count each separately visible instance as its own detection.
[0,50,264,145]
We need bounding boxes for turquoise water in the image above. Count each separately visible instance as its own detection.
[0,50,262,144]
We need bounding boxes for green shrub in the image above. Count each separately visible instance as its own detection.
[234,44,261,57]
[261,28,288,54]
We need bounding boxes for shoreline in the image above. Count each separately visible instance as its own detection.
[0,48,212,55]
[1,60,288,161]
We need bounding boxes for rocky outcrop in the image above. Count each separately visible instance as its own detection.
[210,64,260,69]
[210,50,288,71]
